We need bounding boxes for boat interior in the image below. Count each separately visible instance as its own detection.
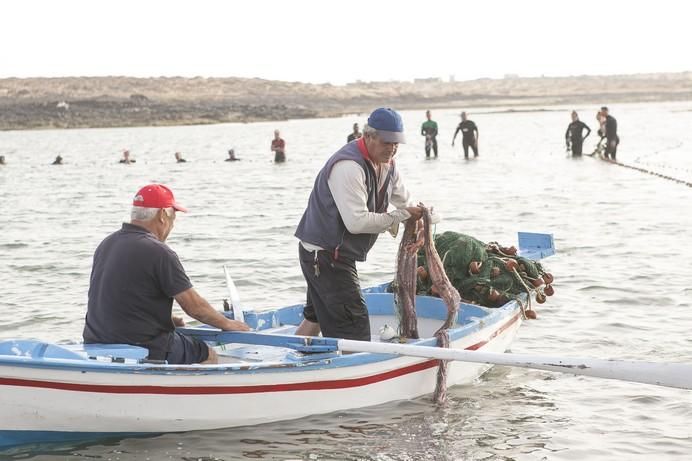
[0,288,502,368]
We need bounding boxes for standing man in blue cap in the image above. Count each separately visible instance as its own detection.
[294,108,427,341]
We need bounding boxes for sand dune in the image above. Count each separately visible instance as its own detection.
[1,72,691,130]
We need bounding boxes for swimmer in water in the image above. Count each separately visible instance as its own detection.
[119,150,136,164]
[225,149,240,161]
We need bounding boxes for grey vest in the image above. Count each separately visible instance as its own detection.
[295,141,395,262]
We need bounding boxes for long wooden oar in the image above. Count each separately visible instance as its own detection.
[217,269,690,390]
[338,339,692,390]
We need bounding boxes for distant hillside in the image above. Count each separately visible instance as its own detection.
[1,72,691,130]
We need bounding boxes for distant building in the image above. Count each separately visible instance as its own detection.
[56,101,69,110]
[449,75,455,83]
[413,77,442,84]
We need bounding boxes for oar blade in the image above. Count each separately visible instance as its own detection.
[223,265,244,323]
[485,353,692,391]
[337,339,692,391]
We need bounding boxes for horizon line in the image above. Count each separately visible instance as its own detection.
[1,70,691,86]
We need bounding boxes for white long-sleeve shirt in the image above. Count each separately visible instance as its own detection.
[301,159,413,252]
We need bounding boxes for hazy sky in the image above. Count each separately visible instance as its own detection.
[2,0,690,84]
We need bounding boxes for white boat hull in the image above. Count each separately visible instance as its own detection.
[0,309,520,439]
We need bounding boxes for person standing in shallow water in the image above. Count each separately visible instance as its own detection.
[347,123,362,143]
[52,155,63,165]
[596,110,606,137]
[420,110,439,158]
[452,112,479,159]
[271,130,286,162]
[174,152,187,163]
[565,111,591,156]
[601,106,619,160]
[0,155,6,165]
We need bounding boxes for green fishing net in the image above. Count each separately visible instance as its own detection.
[413,231,554,307]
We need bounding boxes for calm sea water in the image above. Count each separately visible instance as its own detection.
[1,101,692,460]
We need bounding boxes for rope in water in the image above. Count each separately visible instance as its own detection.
[632,140,683,163]
[631,161,692,175]
[588,141,692,188]
[609,159,692,187]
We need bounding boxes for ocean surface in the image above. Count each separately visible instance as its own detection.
[1,101,692,460]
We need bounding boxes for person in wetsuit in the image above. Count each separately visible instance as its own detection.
[420,110,439,158]
[347,123,362,143]
[565,111,591,156]
[601,106,619,160]
[452,112,479,159]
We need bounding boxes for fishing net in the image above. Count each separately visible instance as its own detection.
[414,231,554,308]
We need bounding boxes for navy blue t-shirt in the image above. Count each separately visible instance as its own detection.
[83,223,193,359]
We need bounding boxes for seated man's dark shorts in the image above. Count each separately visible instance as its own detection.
[164,331,210,364]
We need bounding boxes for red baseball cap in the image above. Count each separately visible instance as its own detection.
[132,184,188,212]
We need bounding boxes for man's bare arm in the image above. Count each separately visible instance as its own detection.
[175,287,250,331]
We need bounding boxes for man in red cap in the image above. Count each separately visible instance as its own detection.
[83,184,250,364]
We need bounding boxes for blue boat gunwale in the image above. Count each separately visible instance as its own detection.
[0,291,522,376]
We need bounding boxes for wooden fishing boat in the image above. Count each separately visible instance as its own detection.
[0,233,555,450]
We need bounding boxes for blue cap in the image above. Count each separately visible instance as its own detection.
[367,108,406,144]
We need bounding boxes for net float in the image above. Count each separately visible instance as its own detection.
[542,272,554,284]
[504,259,518,271]
[416,266,429,280]
[468,261,482,274]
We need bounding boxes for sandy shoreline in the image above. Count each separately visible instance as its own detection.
[1,72,691,130]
